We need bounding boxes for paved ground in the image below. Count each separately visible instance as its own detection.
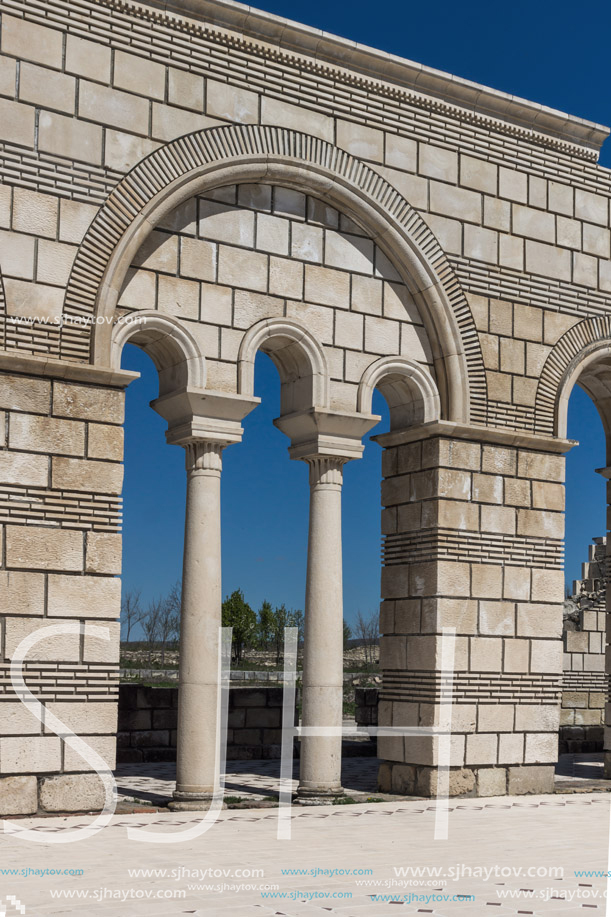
[114,753,608,806]
[1,756,610,916]
[115,756,380,805]
[1,792,609,915]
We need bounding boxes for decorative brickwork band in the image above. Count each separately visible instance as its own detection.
[381,672,562,704]
[383,530,564,569]
[562,672,608,692]
[0,267,6,350]
[0,663,119,702]
[0,485,122,532]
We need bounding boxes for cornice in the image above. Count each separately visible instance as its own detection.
[0,351,139,387]
[374,419,576,453]
[97,0,609,161]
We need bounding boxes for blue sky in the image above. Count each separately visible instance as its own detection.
[120,0,611,624]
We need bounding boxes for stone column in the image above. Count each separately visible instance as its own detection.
[273,408,379,801]
[298,456,347,798]
[151,387,259,811]
[171,439,224,809]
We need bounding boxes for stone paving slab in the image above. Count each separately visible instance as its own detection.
[1,792,609,916]
[114,753,611,807]
[115,756,381,806]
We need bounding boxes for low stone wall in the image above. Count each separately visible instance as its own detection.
[117,685,295,762]
[121,669,381,684]
[559,723,604,754]
[355,686,378,755]
[355,687,378,730]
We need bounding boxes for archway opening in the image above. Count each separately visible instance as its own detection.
[222,348,309,628]
[113,341,186,791]
[558,381,607,782]
[104,171,447,800]
[119,343,186,630]
[342,390,391,694]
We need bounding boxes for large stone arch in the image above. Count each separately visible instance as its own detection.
[536,315,611,437]
[62,124,484,425]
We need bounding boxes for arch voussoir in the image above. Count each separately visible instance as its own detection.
[536,314,611,436]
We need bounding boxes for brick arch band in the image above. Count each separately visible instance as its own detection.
[0,266,6,349]
[63,124,485,424]
[536,314,611,436]
[0,268,6,347]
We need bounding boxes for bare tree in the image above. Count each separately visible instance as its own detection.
[354,611,379,666]
[167,580,182,618]
[157,587,180,665]
[141,598,163,665]
[121,589,144,643]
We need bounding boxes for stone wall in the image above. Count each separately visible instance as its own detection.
[355,687,379,732]
[117,685,295,763]
[378,435,566,797]
[0,368,125,816]
[1,0,611,809]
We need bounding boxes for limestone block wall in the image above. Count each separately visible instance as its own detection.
[378,433,565,797]
[362,535,609,760]
[0,366,124,815]
[116,182,431,403]
[560,537,607,753]
[0,0,611,415]
[0,0,610,806]
[117,685,295,763]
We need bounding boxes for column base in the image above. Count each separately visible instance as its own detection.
[378,763,555,798]
[296,784,344,804]
[168,789,220,811]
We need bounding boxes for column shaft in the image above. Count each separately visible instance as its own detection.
[173,441,224,805]
[298,457,345,798]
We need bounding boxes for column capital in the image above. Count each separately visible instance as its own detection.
[184,440,224,473]
[305,455,347,487]
[151,387,260,448]
[274,407,379,463]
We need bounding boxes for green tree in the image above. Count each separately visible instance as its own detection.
[271,604,289,665]
[289,609,305,648]
[222,589,256,664]
[343,618,352,652]
[257,600,275,650]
